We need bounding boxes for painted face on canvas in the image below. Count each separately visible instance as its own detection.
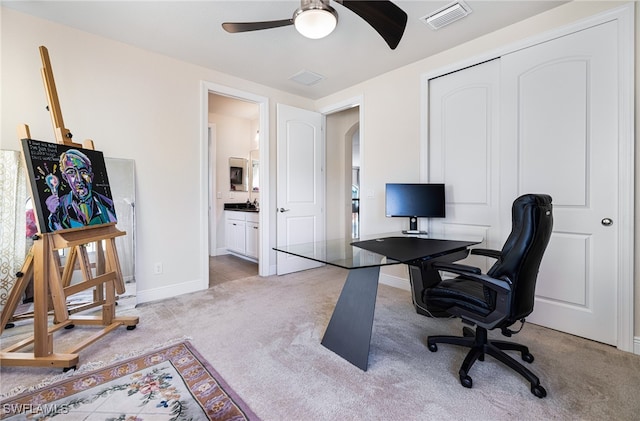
[60,151,93,201]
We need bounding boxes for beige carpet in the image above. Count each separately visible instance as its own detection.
[1,265,639,420]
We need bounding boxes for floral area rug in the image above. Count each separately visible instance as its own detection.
[0,341,259,420]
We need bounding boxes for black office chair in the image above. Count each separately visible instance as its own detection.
[422,194,553,398]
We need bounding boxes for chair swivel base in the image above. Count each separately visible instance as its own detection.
[427,326,547,398]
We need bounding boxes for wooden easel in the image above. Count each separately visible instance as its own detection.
[0,46,138,368]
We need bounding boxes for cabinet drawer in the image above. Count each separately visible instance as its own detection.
[225,210,246,221]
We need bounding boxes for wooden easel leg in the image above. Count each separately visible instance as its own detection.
[105,239,137,329]
[105,239,124,294]
[32,238,52,358]
[60,245,77,288]
[46,236,69,325]
[0,235,78,368]
[103,276,115,325]
[93,241,105,302]
[0,249,34,333]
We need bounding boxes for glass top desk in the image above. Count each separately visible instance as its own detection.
[274,233,480,371]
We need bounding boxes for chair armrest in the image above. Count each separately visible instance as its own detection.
[431,261,482,274]
[431,262,511,294]
[470,248,502,260]
[430,261,512,329]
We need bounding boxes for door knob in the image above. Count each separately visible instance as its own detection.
[601,218,613,226]
[279,208,290,213]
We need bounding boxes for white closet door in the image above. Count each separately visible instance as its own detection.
[429,20,622,346]
[428,59,501,272]
[501,21,619,345]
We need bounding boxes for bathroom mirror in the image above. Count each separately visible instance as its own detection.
[250,149,259,193]
[229,157,248,192]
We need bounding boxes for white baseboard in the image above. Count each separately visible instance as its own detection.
[634,336,640,355]
[226,251,258,263]
[379,272,410,291]
[137,278,203,304]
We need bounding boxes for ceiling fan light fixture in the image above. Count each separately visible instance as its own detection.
[294,4,338,39]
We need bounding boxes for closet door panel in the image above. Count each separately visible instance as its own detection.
[441,86,489,204]
[517,60,588,205]
[428,59,501,271]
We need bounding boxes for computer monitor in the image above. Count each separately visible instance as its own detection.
[385,183,446,234]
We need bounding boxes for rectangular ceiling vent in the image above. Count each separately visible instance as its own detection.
[421,1,472,30]
[289,69,325,86]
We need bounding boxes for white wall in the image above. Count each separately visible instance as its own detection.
[1,7,313,302]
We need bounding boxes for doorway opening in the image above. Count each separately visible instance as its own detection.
[323,98,363,240]
[350,126,360,239]
[201,82,270,286]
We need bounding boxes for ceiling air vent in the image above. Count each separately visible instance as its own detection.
[421,1,472,30]
[289,69,325,86]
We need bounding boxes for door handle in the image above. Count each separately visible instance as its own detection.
[601,218,613,226]
[279,208,290,213]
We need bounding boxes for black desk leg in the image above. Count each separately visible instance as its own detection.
[321,266,380,371]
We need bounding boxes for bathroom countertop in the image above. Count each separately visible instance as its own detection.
[225,208,259,213]
[224,203,259,212]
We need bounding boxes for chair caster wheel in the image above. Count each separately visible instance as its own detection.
[65,324,75,330]
[522,353,534,363]
[63,366,76,372]
[428,343,438,352]
[126,325,136,330]
[531,384,547,398]
[460,375,473,388]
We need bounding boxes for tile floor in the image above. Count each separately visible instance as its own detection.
[209,254,258,287]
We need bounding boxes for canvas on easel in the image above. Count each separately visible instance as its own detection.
[21,138,117,234]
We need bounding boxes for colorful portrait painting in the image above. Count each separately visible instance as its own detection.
[21,138,117,234]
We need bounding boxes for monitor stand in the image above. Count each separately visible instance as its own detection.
[402,217,428,235]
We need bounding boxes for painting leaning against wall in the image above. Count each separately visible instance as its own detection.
[21,138,117,234]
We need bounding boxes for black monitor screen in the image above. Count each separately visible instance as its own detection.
[385,183,446,218]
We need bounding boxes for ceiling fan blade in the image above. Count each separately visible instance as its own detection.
[338,0,407,49]
[222,19,294,33]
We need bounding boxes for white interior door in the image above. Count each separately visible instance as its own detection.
[501,21,619,345]
[276,104,324,275]
[428,20,623,346]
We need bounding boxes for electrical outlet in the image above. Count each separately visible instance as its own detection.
[153,262,163,274]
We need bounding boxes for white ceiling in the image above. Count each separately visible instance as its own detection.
[2,0,568,100]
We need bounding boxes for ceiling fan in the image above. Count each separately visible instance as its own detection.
[222,0,408,50]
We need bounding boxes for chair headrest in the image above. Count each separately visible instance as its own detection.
[513,194,552,209]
